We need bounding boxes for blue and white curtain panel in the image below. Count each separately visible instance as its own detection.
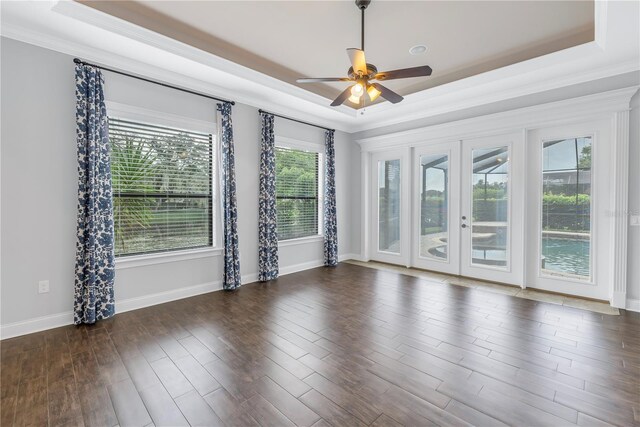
[258,112,279,281]
[74,63,116,324]
[218,102,242,290]
[324,129,339,266]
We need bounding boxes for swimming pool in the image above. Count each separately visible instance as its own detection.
[427,236,591,278]
[542,237,590,278]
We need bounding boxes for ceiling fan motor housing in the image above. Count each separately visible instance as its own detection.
[348,63,378,79]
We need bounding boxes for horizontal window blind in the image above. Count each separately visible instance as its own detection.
[109,118,213,257]
[275,146,321,240]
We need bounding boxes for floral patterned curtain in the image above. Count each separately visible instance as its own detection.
[324,129,338,266]
[74,63,116,324]
[218,102,242,290]
[258,112,279,281]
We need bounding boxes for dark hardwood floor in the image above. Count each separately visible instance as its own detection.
[2,263,639,426]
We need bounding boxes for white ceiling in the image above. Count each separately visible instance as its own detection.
[82,1,594,102]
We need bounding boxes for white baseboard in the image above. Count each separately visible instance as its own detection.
[117,280,223,314]
[280,259,325,276]
[611,291,628,309]
[0,280,225,340]
[241,273,260,285]
[0,311,75,340]
[277,253,361,276]
[626,298,640,312]
[339,253,362,262]
[1,256,357,339]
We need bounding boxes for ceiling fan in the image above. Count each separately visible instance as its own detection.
[296,0,432,108]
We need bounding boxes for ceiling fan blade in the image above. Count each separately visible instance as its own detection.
[346,48,367,75]
[297,77,351,83]
[374,65,432,81]
[371,83,404,104]
[330,86,354,107]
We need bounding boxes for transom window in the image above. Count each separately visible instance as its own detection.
[275,146,322,241]
[109,118,214,257]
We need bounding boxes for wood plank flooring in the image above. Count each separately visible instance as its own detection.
[1,263,639,426]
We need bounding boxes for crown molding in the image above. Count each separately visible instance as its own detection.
[1,0,638,134]
[356,86,639,152]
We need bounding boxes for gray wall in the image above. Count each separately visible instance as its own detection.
[0,38,357,326]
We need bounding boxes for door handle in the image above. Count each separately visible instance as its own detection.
[461,224,467,229]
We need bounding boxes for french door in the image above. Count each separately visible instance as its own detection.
[376,134,524,286]
[370,149,410,265]
[525,120,611,300]
[368,123,613,300]
[459,134,524,285]
[412,142,460,275]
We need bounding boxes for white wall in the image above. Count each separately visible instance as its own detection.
[0,38,358,333]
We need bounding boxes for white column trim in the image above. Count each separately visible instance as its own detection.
[360,150,371,262]
[611,109,631,308]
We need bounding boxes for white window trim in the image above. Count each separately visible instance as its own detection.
[274,136,325,241]
[116,247,222,270]
[107,101,219,260]
[278,235,324,247]
[106,101,216,135]
[275,135,323,153]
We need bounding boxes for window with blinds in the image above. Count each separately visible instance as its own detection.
[275,146,322,241]
[109,118,214,257]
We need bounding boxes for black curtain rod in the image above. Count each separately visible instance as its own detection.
[74,58,235,105]
[259,109,334,132]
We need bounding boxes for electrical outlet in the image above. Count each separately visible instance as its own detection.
[631,215,640,226]
[38,280,49,294]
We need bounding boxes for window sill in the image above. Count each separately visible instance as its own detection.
[278,235,324,247]
[115,247,222,270]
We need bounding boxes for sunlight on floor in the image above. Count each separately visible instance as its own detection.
[344,260,619,315]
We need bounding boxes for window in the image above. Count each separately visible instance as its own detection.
[419,154,449,260]
[109,118,214,257]
[275,146,322,241]
[378,159,401,253]
[540,136,592,279]
[471,147,509,268]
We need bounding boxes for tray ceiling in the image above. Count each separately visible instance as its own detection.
[81,1,594,104]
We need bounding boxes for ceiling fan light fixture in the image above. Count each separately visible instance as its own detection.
[350,82,364,96]
[348,94,362,104]
[366,84,381,101]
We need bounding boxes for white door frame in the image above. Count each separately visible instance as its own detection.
[525,120,612,300]
[412,141,461,275]
[459,133,525,286]
[370,148,411,266]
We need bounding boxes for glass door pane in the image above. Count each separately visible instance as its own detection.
[471,147,509,268]
[419,154,449,260]
[541,137,592,280]
[378,159,401,253]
